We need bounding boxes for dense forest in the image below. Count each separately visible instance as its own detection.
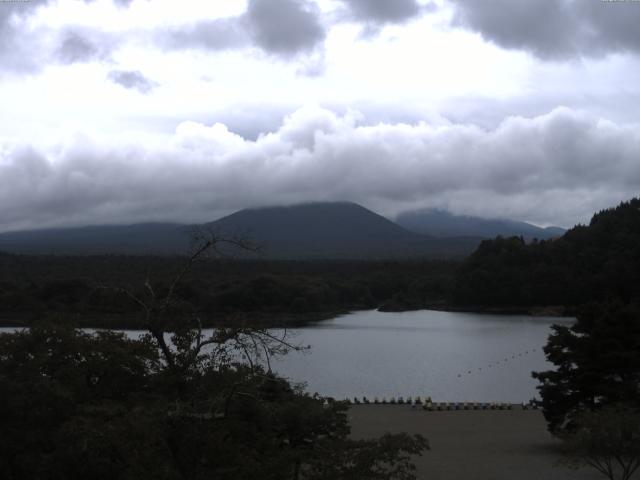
[453,198,640,310]
[0,255,456,328]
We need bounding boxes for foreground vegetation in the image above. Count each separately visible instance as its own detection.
[0,236,429,479]
[532,301,640,480]
[0,321,428,480]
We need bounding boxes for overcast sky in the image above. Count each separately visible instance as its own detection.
[1,0,639,231]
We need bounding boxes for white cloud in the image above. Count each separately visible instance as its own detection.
[0,106,638,232]
[0,0,638,234]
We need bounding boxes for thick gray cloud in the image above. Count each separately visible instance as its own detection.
[107,69,158,93]
[0,106,638,232]
[160,0,325,57]
[451,0,640,59]
[244,0,325,55]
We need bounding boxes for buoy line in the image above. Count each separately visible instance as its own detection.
[456,347,539,379]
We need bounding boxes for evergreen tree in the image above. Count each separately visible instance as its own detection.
[533,302,640,434]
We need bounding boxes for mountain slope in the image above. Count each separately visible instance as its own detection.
[0,202,482,258]
[207,202,480,258]
[396,209,565,240]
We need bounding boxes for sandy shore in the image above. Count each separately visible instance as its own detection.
[348,405,602,480]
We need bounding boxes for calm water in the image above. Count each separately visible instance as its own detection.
[270,310,573,403]
[0,309,573,403]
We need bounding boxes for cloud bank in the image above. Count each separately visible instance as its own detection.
[1,106,638,232]
[451,0,640,59]
[160,0,325,57]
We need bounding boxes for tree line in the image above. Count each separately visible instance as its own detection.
[0,255,456,328]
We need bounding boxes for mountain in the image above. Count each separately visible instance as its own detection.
[206,202,481,259]
[0,202,481,259]
[396,209,565,240]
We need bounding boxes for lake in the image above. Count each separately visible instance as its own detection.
[270,309,572,403]
[0,309,572,403]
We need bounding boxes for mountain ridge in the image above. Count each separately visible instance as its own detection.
[0,201,556,259]
[396,208,565,240]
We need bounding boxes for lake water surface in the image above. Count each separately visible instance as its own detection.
[270,309,572,403]
[0,309,573,403]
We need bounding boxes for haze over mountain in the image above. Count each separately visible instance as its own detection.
[0,223,190,256]
[0,202,482,259]
[396,209,566,240]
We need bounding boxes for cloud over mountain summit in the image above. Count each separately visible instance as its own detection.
[1,106,638,232]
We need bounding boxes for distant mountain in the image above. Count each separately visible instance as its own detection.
[0,202,482,259]
[206,202,481,259]
[396,209,565,240]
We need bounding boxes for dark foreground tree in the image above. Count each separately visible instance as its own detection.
[0,230,428,479]
[560,404,640,480]
[533,302,640,435]
[533,302,640,479]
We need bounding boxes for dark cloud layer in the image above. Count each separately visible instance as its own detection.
[0,107,638,232]
[452,0,640,59]
[107,69,157,93]
[161,0,325,57]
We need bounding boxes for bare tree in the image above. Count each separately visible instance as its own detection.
[104,226,304,373]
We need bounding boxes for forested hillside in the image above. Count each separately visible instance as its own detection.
[453,198,640,308]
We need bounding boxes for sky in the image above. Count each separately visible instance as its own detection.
[1,0,639,232]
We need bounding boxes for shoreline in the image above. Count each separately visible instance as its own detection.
[0,304,573,330]
[381,303,572,317]
[0,310,346,330]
